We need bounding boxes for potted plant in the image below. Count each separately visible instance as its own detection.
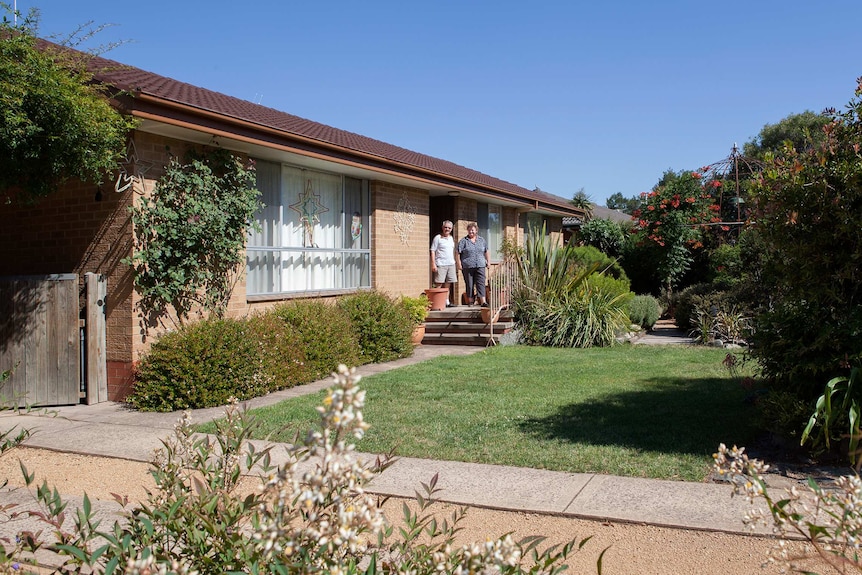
[424,287,449,311]
[400,294,430,344]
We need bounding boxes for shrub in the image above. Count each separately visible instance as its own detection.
[628,294,662,329]
[712,305,751,344]
[4,367,590,574]
[585,272,632,302]
[0,392,31,467]
[578,217,627,257]
[515,226,629,347]
[708,242,743,289]
[128,318,272,412]
[671,283,729,330]
[687,306,716,345]
[338,291,413,363]
[751,298,862,401]
[246,311,312,390]
[269,300,361,380]
[571,245,629,282]
[399,294,430,326]
[519,283,630,348]
[752,388,810,441]
[746,79,862,400]
[127,293,418,412]
[715,443,862,573]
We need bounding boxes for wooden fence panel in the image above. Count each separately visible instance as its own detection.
[85,273,107,404]
[0,275,80,407]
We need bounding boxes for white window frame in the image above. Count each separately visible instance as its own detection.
[246,161,371,298]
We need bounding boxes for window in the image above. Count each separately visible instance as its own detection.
[525,212,545,235]
[246,162,370,296]
[477,202,503,262]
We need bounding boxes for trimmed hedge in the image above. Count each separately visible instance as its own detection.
[128,318,271,412]
[129,292,411,412]
[338,291,414,363]
[269,300,361,380]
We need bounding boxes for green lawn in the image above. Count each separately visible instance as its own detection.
[201,345,758,482]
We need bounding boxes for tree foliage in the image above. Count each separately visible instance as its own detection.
[127,148,262,323]
[0,6,135,202]
[578,217,627,258]
[605,191,641,214]
[742,110,830,160]
[747,79,862,398]
[569,187,593,218]
[631,170,719,294]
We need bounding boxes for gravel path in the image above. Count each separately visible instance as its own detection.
[0,447,840,574]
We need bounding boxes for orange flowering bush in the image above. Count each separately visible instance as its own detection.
[631,170,720,293]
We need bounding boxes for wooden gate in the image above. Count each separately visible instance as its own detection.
[0,274,107,407]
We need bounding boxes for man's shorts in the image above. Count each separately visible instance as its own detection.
[434,264,457,284]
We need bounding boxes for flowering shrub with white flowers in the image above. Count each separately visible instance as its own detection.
[2,366,596,574]
[714,443,862,574]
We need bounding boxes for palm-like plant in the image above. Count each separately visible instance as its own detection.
[514,225,630,347]
[516,224,594,302]
[570,189,594,220]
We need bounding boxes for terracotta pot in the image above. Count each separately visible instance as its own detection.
[480,307,492,324]
[411,324,426,345]
[424,288,449,311]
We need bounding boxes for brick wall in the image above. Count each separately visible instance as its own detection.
[1,125,561,402]
[0,154,139,401]
[370,182,430,298]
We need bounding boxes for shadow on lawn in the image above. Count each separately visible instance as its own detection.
[517,376,756,456]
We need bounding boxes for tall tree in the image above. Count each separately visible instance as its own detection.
[748,81,862,399]
[743,111,830,160]
[570,187,593,219]
[605,192,641,214]
[631,170,719,296]
[0,6,135,202]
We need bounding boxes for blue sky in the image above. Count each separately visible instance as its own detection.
[22,0,862,206]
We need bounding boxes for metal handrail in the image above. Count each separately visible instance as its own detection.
[485,258,521,345]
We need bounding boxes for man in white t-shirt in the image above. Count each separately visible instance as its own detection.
[430,220,456,306]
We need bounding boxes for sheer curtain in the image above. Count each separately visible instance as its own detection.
[247,161,282,294]
[344,177,370,288]
[280,166,341,291]
[247,161,370,295]
[487,204,502,262]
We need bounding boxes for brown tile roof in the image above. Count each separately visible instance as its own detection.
[75,49,579,214]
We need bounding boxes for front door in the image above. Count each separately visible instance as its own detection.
[429,196,457,303]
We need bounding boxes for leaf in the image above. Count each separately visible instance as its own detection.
[54,543,89,562]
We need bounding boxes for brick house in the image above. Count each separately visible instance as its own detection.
[0,51,583,402]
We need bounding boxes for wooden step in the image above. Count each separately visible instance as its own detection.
[426,306,514,323]
[424,321,514,334]
[421,332,505,346]
[420,305,515,346]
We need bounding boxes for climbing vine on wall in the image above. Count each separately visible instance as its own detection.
[126,148,262,323]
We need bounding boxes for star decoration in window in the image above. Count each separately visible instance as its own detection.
[290,179,329,246]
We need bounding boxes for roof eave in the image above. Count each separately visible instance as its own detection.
[121,92,581,216]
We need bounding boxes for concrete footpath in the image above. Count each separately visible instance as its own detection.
[0,338,773,538]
